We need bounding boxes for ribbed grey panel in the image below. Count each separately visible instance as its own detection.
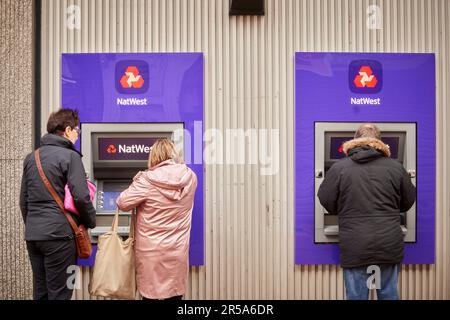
[39,0,450,300]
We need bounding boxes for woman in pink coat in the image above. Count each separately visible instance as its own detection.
[116,139,197,300]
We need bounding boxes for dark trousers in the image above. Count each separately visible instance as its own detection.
[26,239,77,300]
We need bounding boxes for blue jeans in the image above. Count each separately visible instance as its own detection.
[344,264,400,300]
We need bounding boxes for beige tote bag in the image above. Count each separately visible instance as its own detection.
[89,209,136,299]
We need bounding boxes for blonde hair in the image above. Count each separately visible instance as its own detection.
[148,138,181,168]
[354,123,381,140]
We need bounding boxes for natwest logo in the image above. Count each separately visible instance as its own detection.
[106,145,117,154]
[349,60,383,94]
[120,66,145,89]
[99,137,155,161]
[115,60,149,94]
[353,66,378,88]
[108,144,151,154]
[118,144,151,154]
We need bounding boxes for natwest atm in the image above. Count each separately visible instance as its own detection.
[314,122,416,243]
[295,52,435,265]
[62,53,204,266]
[81,123,183,238]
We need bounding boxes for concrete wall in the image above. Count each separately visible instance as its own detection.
[0,0,34,300]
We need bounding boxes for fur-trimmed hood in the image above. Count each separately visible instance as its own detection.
[342,137,391,157]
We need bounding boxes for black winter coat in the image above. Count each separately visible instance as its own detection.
[317,137,416,268]
[20,134,96,241]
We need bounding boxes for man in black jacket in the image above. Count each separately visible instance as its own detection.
[318,123,416,300]
[20,109,96,300]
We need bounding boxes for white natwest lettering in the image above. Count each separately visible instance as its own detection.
[350,97,381,105]
[118,144,126,153]
[135,145,151,153]
[118,145,151,154]
[117,98,149,106]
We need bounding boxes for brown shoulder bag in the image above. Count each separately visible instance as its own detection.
[34,149,92,259]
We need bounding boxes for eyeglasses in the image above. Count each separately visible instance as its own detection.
[73,127,81,134]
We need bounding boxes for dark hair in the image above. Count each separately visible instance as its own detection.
[46,108,80,135]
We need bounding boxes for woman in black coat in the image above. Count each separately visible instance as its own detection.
[20,108,96,300]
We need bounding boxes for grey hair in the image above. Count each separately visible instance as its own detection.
[354,123,381,140]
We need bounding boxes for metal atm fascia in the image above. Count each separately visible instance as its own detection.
[314,122,417,244]
[81,122,184,239]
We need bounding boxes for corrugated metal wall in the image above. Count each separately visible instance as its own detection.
[40,0,450,300]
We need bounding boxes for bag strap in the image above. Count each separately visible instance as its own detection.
[112,208,136,239]
[34,149,79,233]
[112,209,120,232]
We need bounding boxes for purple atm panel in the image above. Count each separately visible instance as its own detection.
[62,53,204,266]
[295,53,435,265]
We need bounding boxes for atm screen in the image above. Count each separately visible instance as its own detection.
[381,137,399,159]
[330,136,353,160]
[97,137,159,161]
[329,136,400,160]
[101,181,132,211]
[103,191,122,210]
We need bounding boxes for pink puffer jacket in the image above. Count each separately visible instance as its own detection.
[116,159,197,299]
